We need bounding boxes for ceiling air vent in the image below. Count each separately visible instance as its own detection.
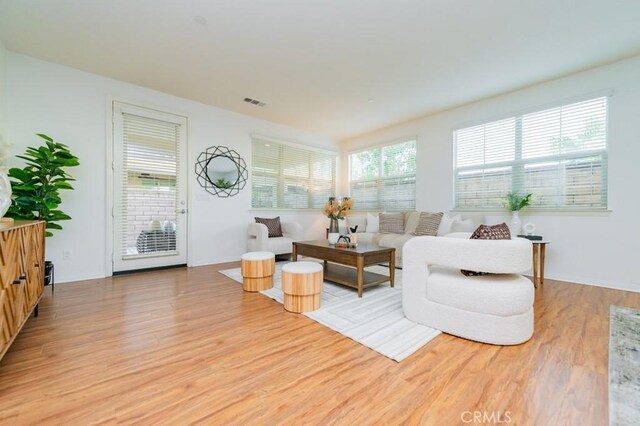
[243,97,266,107]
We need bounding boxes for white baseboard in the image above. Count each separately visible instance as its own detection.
[55,272,107,284]
[524,273,639,293]
[54,265,640,294]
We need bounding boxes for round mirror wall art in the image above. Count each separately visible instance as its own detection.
[195,146,247,198]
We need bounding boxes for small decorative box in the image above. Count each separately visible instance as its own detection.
[518,234,543,241]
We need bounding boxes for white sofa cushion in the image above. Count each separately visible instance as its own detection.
[426,266,534,316]
[356,232,375,244]
[437,213,460,236]
[366,212,379,232]
[264,237,294,254]
[346,216,367,233]
[450,218,475,233]
[376,233,414,250]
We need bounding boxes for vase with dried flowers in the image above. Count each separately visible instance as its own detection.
[322,197,353,243]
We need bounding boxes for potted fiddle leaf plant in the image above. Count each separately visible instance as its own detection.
[6,134,80,287]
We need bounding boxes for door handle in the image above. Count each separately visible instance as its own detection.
[176,209,186,214]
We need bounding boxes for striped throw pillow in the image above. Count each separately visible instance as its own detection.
[255,217,283,238]
[379,212,405,234]
[413,212,444,236]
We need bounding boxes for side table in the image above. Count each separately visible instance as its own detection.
[532,241,550,288]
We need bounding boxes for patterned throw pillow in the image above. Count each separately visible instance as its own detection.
[413,212,444,236]
[255,217,283,238]
[469,223,511,240]
[379,212,405,234]
[461,223,511,276]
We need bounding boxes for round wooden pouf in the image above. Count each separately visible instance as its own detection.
[241,251,276,292]
[281,261,323,313]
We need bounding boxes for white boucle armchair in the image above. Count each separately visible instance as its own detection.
[402,233,534,345]
[247,221,303,256]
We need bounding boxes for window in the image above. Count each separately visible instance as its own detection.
[454,96,608,211]
[349,139,417,211]
[251,136,337,209]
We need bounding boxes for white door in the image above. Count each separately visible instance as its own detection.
[112,102,188,272]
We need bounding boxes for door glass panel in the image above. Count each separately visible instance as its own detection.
[121,113,179,258]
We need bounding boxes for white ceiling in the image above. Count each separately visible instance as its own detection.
[1,1,639,140]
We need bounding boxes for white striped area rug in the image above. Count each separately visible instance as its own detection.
[219,263,441,362]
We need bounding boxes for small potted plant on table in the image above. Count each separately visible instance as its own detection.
[502,191,533,236]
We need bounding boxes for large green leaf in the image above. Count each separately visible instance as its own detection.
[47,211,71,221]
[21,149,45,160]
[59,158,80,167]
[12,184,36,191]
[44,193,62,204]
[8,168,32,182]
[53,181,74,190]
[14,195,39,205]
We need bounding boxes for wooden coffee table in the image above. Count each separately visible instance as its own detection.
[291,240,395,298]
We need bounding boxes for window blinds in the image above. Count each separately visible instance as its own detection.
[251,137,337,209]
[454,96,608,210]
[349,139,417,211]
[121,113,180,257]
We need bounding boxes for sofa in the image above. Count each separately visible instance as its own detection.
[340,211,485,267]
[402,233,534,345]
[247,221,303,256]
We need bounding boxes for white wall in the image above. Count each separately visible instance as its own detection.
[6,52,339,283]
[343,55,640,292]
[0,39,6,137]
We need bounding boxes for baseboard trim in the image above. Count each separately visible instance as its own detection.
[113,263,187,276]
[525,273,639,293]
[53,263,639,294]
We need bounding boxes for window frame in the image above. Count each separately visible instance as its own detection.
[348,137,417,212]
[250,134,338,211]
[452,92,611,212]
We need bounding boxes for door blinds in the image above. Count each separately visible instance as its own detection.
[120,113,181,258]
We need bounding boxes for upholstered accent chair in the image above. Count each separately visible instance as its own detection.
[247,221,303,256]
[402,233,534,345]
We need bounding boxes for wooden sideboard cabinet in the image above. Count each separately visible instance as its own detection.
[0,220,46,361]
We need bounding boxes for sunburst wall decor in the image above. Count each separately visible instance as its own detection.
[195,146,247,198]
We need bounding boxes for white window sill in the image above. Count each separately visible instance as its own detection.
[250,208,325,214]
[451,209,612,217]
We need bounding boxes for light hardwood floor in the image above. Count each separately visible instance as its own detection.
[0,263,638,425]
